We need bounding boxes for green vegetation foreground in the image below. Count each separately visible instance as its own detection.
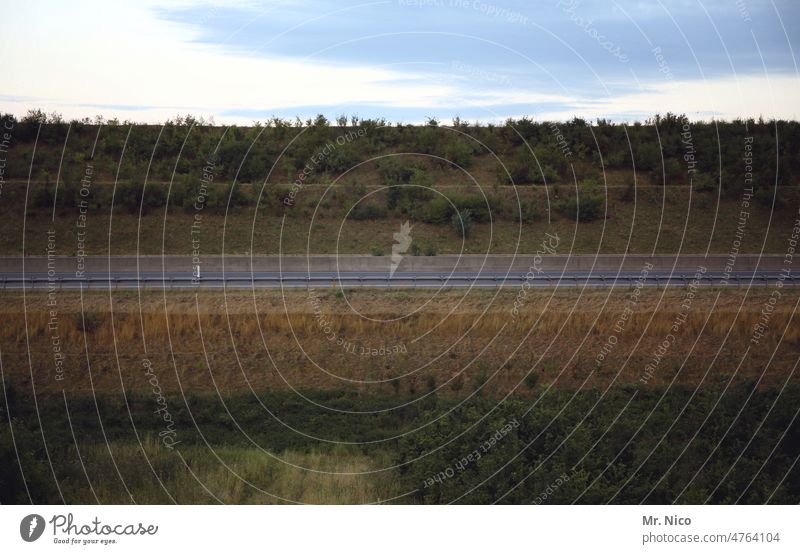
[2,384,798,504]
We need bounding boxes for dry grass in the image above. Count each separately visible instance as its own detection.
[2,288,798,395]
[68,437,400,504]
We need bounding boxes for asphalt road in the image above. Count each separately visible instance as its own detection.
[0,255,792,289]
[0,269,794,290]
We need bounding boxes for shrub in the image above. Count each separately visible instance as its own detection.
[501,149,535,184]
[634,142,660,171]
[409,168,433,188]
[224,182,250,208]
[426,375,437,392]
[692,172,715,193]
[378,158,416,186]
[350,202,388,220]
[557,193,604,222]
[387,184,433,216]
[420,196,453,224]
[604,150,625,167]
[581,176,601,188]
[521,198,540,223]
[323,146,355,173]
[444,138,474,168]
[452,194,490,223]
[115,181,142,214]
[531,164,559,185]
[620,178,635,202]
[524,372,540,390]
[72,312,102,333]
[31,186,54,209]
[451,208,474,238]
[664,158,684,184]
[260,185,293,214]
[142,185,168,214]
[345,179,367,198]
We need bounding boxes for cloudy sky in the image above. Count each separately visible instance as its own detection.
[1,0,798,123]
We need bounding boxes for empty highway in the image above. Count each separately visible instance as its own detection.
[0,255,793,289]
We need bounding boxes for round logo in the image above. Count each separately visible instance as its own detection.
[20,514,45,542]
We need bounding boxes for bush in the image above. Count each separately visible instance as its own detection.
[350,202,388,220]
[420,196,453,224]
[31,186,54,209]
[531,164,559,185]
[620,178,635,202]
[223,182,250,209]
[387,185,434,215]
[452,194,490,223]
[323,146,356,173]
[259,185,293,214]
[142,185,168,214]
[426,375,437,392]
[378,158,416,186]
[443,138,474,168]
[409,168,433,188]
[557,193,604,222]
[692,172,715,193]
[501,148,535,184]
[521,198,540,223]
[72,312,102,333]
[451,208,474,238]
[115,181,142,214]
[524,372,540,389]
[605,150,625,167]
[664,158,684,183]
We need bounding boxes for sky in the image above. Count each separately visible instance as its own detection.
[1,0,798,124]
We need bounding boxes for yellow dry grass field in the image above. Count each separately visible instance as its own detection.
[1,286,798,396]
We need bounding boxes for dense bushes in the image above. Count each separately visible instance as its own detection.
[397,383,800,504]
[17,177,616,228]
[557,192,605,222]
[378,158,417,187]
[7,112,800,231]
[3,383,797,503]
[4,112,797,192]
[350,201,388,220]
[420,196,451,224]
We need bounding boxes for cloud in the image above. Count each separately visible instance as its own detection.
[537,74,800,122]
[0,0,797,123]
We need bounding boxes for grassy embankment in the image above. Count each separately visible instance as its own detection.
[3,181,798,256]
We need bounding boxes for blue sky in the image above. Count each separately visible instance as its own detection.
[1,0,798,123]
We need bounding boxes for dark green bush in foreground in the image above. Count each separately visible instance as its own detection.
[1,381,797,504]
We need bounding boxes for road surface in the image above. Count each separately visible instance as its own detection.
[0,255,792,289]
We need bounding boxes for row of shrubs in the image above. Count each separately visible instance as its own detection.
[8,112,797,189]
[26,177,605,224]
[28,176,253,215]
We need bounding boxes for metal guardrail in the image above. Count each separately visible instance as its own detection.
[0,273,795,289]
